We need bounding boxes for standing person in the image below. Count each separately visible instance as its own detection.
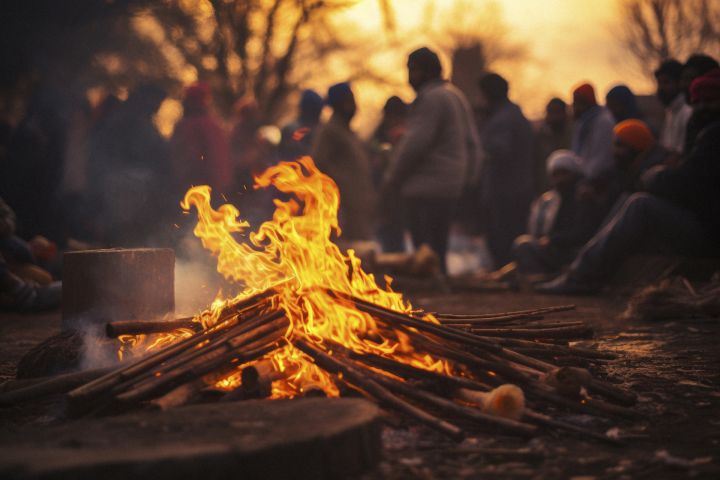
[477,72,534,268]
[605,85,643,124]
[171,83,231,196]
[655,59,692,155]
[369,96,408,252]
[381,47,480,272]
[279,89,324,161]
[533,98,572,196]
[571,83,615,180]
[311,82,374,242]
[92,84,172,246]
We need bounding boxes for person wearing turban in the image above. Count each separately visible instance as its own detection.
[536,72,720,295]
[570,82,615,180]
[494,150,608,278]
[684,67,720,152]
[612,120,666,185]
[279,89,323,161]
[311,82,374,243]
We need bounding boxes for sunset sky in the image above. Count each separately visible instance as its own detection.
[330,0,656,132]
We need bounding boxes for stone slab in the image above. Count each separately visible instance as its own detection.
[0,398,381,480]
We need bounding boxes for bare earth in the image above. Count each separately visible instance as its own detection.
[1,289,719,479]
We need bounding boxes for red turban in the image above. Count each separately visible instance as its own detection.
[573,83,597,106]
[690,68,720,104]
[614,119,654,151]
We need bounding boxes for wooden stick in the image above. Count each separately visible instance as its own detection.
[465,325,594,339]
[68,294,274,401]
[0,367,113,406]
[510,348,607,368]
[106,318,199,338]
[398,328,531,386]
[440,315,544,325]
[148,378,206,410]
[472,336,617,360]
[335,292,501,352]
[435,305,576,320]
[293,338,465,441]
[347,350,493,392]
[116,337,282,404]
[108,311,287,397]
[363,366,537,437]
[114,315,288,403]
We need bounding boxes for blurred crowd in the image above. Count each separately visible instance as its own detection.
[1,46,719,311]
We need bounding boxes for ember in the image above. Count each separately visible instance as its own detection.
[64,158,636,442]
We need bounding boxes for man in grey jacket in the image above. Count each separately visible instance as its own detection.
[381,47,481,272]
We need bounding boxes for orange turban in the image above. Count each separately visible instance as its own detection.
[614,119,654,151]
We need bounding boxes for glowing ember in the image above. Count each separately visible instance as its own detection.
[121,157,448,398]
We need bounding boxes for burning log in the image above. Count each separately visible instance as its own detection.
[114,313,288,404]
[105,318,199,338]
[67,291,274,406]
[235,360,280,400]
[293,338,465,441]
[148,379,206,411]
[115,337,282,405]
[336,292,501,352]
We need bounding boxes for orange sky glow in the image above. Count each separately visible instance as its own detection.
[329,0,655,132]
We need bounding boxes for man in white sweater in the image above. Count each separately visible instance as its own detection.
[381,47,481,272]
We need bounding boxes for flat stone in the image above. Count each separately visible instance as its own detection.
[0,398,381,480]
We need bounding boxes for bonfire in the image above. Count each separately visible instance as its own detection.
[62,157,636,442]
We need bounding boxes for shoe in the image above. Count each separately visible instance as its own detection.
[534,274,600,295]
[12,281,62,312]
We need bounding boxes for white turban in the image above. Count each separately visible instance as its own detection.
[546,149,583,175]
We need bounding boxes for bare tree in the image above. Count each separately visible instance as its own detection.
[619,0,720,75]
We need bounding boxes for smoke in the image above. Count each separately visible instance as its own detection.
[80,323,121,370]
[174,254,225,317]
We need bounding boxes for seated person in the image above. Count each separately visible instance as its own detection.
[510,150,607,277]
[536,71,720,295]
[0,197,61,311]
[589,119,669,221]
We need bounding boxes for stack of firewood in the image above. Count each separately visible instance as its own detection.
[1,288,637,443]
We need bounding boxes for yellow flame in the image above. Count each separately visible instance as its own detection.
[123,157,448,397]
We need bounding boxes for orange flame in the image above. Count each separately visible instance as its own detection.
[124,157,448,397]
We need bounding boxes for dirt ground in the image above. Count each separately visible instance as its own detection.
[1,289,719,479]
